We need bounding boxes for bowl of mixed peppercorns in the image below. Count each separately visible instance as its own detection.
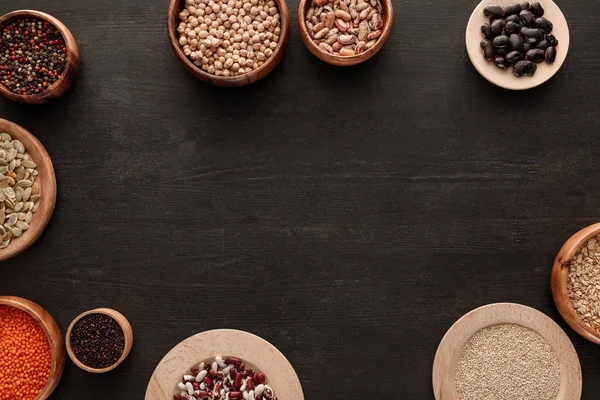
[0,10,80,104]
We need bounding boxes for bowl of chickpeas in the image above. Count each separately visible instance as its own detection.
[168,0,290,86]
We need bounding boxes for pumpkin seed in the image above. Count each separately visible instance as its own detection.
[10,228,22,237]
[31,195,40,203]
[21,160,36,168]
[0,240,9,249]
[25,211,32,224]
[2,141,12,150]
[15,186,23,202]
[0,226,6,236]
[14,202,23,212]
[0,191,5,202]
[16,212,25,221]
[32,182,40,195]
[4,187,14,198]
[6,149,16,162]
[31,204,38,213]
[22,187,31,202]
[0,159,7,166]
[0,150,6,160]
[0,133,11,141]
[8,159,15,172]
[7,214,17,226]
[15,221,28,230]
[13,141,24,154]
[18,180,32,188]
[4,198,14,209]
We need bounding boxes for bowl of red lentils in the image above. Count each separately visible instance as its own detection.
[0,296,65,400]
[0,10,80,104]
[167,0,290,87]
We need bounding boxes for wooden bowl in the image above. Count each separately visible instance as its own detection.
[551,222,600,344]
[433,303,582,400]
[0,119,56,262]
[0,10,80,104]
[298,0,393,66]
[465,0,569,90]
[167,0,290,87]
[0,296,65,400]
[145,329,304,400]
[66,308,134,373]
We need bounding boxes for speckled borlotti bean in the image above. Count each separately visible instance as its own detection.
[174,356,278,400]
[306,0,385,56]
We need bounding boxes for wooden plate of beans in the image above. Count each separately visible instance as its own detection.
[0,10,80,104]
[145,329,304,400]
[551,222,600,345]
[433,303,582,400]
[167,0,290,87]
[0,296,65,400]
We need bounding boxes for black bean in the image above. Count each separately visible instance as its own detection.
[546,33,559,46]
[503,3,522,15]
[536,40,549,50]
[496,48,508,56]
[491,19,506,34]
[504,21,522,34]
[525,48,545,63]
[480,39,495,61]
[492,35,510,48]
[530,1,544,16]
[519,10,536,27]
[513,60,537,76]
[509,33,524,50]
[506,50,524,65]
[520,1,530,11]
[495,56,509,69]
[545,46,556,63]
[523,42,533,52]
[481,23,494,40]
[506,14,521,23]
[484,5,505,17]
[536,17,553,33]
[521,27,543,43]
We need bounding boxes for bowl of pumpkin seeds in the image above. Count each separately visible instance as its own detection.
[0,118,56,261]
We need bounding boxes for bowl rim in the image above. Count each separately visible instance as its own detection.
[297,0,393,66]
[0,118,57,262]
[167,0,290,86]
[465,0,570,90]
[551,222,600,344]
[0,9,79,101]
[66,308,134,373]
[0,295,65,400]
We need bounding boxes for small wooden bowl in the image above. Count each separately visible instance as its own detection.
[465,0,569,90]
[298,0,393,66]
[66,308,134,373]
[0,10,80,104]
[0,296,65,400]
[551,222,600,345]
[167,0,290,87]
[433,303,582,400]
[0,118,56,262]
[145,329,304,400]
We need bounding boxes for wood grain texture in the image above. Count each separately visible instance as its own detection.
[168,0,290,86]
[66,308,134,373]
[297,0,392,66]
[0,10,80,104]
[0,118,56,261]
[1,0,600,399]
[551,223,600,345]
[0,296,65,400]
[433,303,582,400]
[145,329,303,399]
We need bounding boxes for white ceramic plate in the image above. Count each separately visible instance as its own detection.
[145,329,304,400]
[466,0,569,90]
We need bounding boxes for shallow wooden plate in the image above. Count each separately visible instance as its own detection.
[432,303,581,400]
[145,329,304,400]
[0,119,56,261]
[465,0,569,90]
[0,296,65,400]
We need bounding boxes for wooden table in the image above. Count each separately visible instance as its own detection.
[2,0,600,399]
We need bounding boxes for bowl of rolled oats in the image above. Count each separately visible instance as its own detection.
[552,222,600,344]
[168,0,290,86]
[0,119,56,262]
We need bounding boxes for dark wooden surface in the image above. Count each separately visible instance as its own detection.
[1,0,600,399]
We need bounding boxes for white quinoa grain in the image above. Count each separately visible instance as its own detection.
[455,324,560,400]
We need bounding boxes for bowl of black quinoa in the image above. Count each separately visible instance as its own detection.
[466,0,569,90]
[66,308,133,373]
[0,10,80,104]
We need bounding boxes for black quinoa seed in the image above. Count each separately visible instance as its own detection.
[0,17,67,96]
[70,313,125,369]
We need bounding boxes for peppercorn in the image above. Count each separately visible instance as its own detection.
[0,305,52,400]
[0,17,67,95]
[70,313,125,369]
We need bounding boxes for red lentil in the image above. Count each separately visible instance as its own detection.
[0,305,51,400]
